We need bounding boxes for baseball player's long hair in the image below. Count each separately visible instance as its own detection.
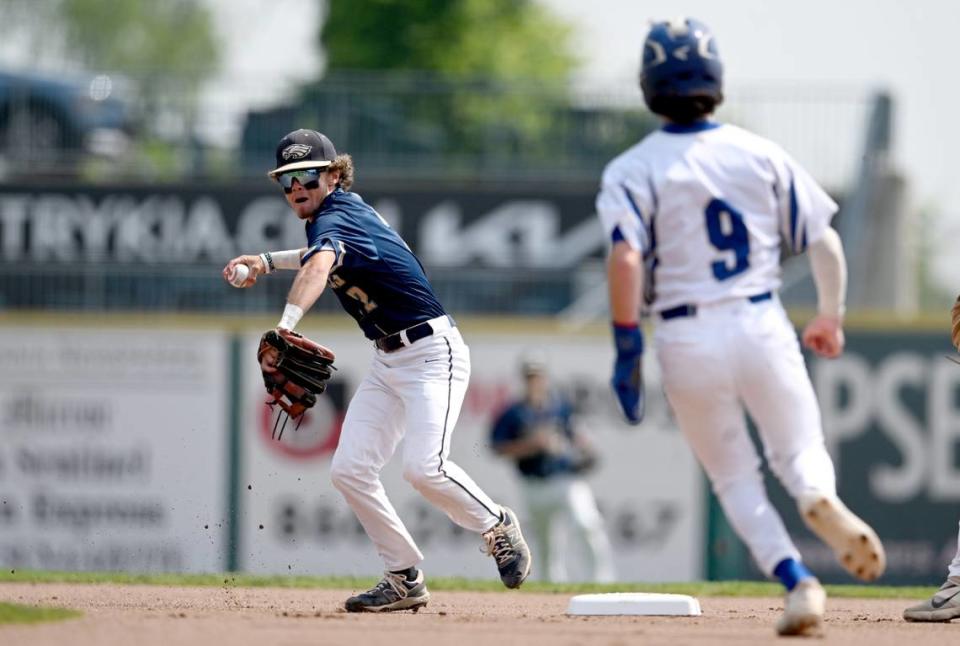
[651,95,719,125]
[330,154,354,191]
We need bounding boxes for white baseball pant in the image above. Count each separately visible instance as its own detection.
[654,296,838,576]
[523,475,616,582]
[949,521,960,579]
[330,318,503,570]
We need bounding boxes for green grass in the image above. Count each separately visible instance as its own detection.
[0,570,934,600]
[0,602,80,625]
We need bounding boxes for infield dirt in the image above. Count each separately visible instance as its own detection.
[0,583,956,646]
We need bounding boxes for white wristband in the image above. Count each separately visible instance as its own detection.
[259,252,274,275]
[278,303,304,330]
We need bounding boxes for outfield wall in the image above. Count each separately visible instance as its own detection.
[1,316,956,584]
[0,318,702,582]
[707,328,960,585]
[0,328,230,572]
[237,329,702,582]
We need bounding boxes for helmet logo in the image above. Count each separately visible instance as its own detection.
[645,41,667,67]
[666,18,689,38]
[282,144,312,160]
[673,45,690,61]
[697,34,717,59]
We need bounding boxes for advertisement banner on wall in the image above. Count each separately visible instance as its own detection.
[706,329,960,585]
[0,328,230,573]
[236,327,704,583]
[0,181,600,270]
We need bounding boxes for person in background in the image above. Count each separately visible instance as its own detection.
[490,354,616,583]
[903,522,960,622]
[902,295,960,623]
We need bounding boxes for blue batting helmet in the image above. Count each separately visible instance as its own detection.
[640,18,723,111]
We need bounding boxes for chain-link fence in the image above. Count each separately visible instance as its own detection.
[0,264,584,316]
[0,70,871,191]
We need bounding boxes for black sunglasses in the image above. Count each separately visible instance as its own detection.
[277,168,326,193]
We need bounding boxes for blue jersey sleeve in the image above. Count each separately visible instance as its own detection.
[558,400,576,441]
[302,209,374,267]
[491,406,522,446]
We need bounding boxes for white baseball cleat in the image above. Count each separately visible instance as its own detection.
[798,492,886,582]
[776,578,826,636]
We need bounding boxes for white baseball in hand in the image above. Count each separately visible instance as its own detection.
[229,264,250,288]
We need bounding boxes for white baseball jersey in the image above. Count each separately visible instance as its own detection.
[596,122,837,312]
[597,121,852,578]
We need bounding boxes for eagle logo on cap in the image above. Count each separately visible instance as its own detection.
[282,144,312,160]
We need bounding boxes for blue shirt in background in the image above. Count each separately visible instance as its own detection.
[490,395,579,479]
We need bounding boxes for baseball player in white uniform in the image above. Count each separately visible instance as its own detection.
[597,19,886,636]
[903,520,960,622]
[903,296,960,623]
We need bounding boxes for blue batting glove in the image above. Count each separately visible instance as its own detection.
[611,323,645,425]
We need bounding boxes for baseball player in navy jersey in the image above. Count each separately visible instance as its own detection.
[223,129,531,612]
[490,354,615,583]
[597,19,886,636]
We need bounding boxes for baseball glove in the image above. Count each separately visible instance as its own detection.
[952,295,960,351]
[569,446,599,475]
[258,329,336,436]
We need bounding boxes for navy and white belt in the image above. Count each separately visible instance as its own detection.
[375,315,455,353]
[659,291,773,321]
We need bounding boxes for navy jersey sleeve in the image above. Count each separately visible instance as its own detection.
[301,215,334,265]
[558,400,576,441]
[302,209,373,267]
[491,406,522,446]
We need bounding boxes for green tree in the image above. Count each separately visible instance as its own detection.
[0,0,219,81]
[310,0,587,171]
[322,0,577,80]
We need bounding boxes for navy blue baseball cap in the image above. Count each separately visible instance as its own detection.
[268,129,337,178]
